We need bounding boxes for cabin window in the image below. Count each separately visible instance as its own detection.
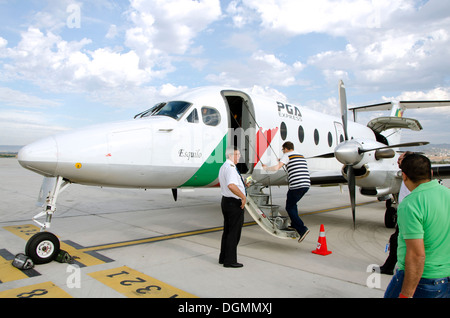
[298,125,305,143]
[328,132,333,147]
[314,129,319,145]
[186,109,199,123]
[201,107,221,126]
[280,122,287,140]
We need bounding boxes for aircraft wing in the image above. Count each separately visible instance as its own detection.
[350,100,450,180]
[310,170,347,186]
[350,100,450,113]
[432,164,450,179]
[308,165,450,188]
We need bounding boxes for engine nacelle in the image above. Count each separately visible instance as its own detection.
[342,161,402,198]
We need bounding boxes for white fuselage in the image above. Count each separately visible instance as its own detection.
[18,86,400,195]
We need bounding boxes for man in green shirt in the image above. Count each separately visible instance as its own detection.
[384,154,450,298]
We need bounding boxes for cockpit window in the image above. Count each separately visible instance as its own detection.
[186,108,199,123]
[155,101,192,120]
[134,101,192,120]
[134,103,165,119]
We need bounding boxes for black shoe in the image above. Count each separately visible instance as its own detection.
[223,263,243,268]
[298,228,310,243]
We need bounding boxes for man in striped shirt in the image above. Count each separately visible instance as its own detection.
[262,141,311,242]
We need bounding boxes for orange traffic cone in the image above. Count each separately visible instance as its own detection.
[312,224,332,256]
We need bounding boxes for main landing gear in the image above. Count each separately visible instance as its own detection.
[26,176,70,264]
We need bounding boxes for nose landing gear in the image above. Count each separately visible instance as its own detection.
[24,176,69,264]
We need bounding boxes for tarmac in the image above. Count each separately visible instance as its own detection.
[1,157,436,300]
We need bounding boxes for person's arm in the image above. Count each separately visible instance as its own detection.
[262,162,284,171]
[228,184,246,209]
[400,238,425,298]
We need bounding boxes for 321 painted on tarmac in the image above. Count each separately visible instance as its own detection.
[88,266,197,298]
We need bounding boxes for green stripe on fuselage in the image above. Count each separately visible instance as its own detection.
[181,134,227,187]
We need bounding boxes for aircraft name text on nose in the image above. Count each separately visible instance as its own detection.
[178,149,203,160]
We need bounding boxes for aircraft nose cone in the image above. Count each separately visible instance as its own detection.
[18,136,58,177]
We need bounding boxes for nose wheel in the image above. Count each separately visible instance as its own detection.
[25,232,60,264]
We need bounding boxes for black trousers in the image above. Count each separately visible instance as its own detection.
[382,226,399,270]
[219,196,244,265]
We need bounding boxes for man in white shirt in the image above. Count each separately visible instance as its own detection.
[218,146,248,268]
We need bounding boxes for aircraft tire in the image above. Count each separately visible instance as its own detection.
[25,232,60,264]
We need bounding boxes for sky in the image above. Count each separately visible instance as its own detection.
[0,0,449,146]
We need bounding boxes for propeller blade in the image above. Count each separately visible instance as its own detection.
[347,165,356,228]
[360,141,429,153]
[339,80,349,141]
[172,188,178,201]
[308,152,335,159]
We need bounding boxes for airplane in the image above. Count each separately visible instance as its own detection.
[17,80,450,264]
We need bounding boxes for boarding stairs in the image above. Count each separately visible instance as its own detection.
[244,182,299,240]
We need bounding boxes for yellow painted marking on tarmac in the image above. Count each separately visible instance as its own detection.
[3,224,39,240]
[0,281,72,298]
[3,224,107,267]
[89,266,197,298]
[78,225,230,252]
[61,243,107,267]
[0,255,29,283]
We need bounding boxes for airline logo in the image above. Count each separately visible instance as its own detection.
[277,102,303,121]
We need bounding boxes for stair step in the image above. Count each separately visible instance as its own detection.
[244,180,299,239]
[244,196,299,240]
[259,204,280,214]
[250,193,269,206]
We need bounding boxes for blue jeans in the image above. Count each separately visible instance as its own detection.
[384,269,450,298]
[285,187,309,235]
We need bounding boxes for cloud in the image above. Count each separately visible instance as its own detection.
[387,87,450,101]
[206,50,305,87]
[226,0,259,28]
[0,1,223,99]
[89,83,188,109]
[0,109,68,145]
[0,27,155,91]
[309,26,450,91]
[0,87,61,108]
[0,37,7,50]
[230,0,411,35]
[125,0,222,69]
[227,0,450,94]
[106,24,118,39]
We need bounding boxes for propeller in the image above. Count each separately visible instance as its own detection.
[334,80,428,228]
[313,141,429,160]
[339,80,349,141]
[338,80,357,228]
